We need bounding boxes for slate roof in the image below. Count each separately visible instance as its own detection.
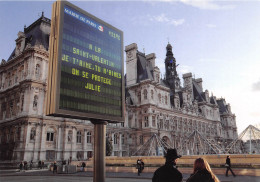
[136,51,154,83]
[8,14,51,61]
[192,80,204,102]
[217,99,228,114]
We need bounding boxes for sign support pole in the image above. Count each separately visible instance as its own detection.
[91,120,107,182]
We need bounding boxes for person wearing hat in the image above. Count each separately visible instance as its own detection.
[152,148,183,182]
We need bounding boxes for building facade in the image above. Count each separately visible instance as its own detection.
[0,15,238,163]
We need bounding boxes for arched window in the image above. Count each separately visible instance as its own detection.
[143,89,148,100]
[77,131,82,143]
[87,132,92,143]
[35,64,40,75]
[158,94,161,103]
[30,127,36,140]
[2,102,6,119]
[10,100,14,117]
[152,116,156,127]
[144,116,149,127]
[6,129,10,143]
[46,128,54,142]
[121,134,125,144]
[151,90,154,99]
[21,95,24,112]
[33,95,38,109]
[139,135,143,145]
[138,92,141,103]
[20,65,24,80]
[16,127,21,141]
[68,130,72,142]
[165,95,168,105]
[114,134,118,144]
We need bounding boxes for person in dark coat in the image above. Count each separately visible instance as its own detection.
[53,161,57,174]
[24,161,27,170]
[225,156,236,177]
[141,159,145,173]
[19,162,23,172]
[41,161,44,169]
[136,159,142,176]
[38,160,41,169]
[29,160,33,170]
[186,158,219,182]
[152,148,183,182]
[82,162,86,172]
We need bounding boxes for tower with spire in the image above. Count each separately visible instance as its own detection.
[164,43,180,96]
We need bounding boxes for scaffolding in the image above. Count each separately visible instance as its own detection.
[225,125,260,154]
[180,130,224,155]
[132,133,172,156]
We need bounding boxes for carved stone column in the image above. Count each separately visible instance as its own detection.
[72,126,77,160]
[56,125,62,160]
[39,124,46,160]
[83,129,87,159]
[33,123,41,161]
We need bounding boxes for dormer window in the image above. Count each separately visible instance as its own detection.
[35,64,40,75]
[15,32,26,56]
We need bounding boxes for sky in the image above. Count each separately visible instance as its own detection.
[0,0,260,134]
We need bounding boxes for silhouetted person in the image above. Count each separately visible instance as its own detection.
[29,160,33,170]
[38,160,41,169]
[186,158,219,182]
[137,159,142,176]
[225,156,236,177]
[141,159,145,173]
[82,162,86,172]
[53,161,57,174]
[19,162,23,172]
[152,148,183,182]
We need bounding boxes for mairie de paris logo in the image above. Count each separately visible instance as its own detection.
[98,25,104,32]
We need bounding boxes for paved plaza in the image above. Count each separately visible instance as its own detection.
[1,170,260,182]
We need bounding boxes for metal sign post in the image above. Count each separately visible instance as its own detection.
[91,120,107,182]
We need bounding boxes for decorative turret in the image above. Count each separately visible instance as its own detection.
[165,43,177,89]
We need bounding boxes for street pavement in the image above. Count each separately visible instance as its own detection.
[0,169,260,182]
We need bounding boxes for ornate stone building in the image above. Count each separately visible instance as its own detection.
[124,43,238,155]
[0,14,238,163]
[0,14,96,163]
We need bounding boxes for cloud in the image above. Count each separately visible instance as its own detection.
[250,112,260,117]
[179,0,236,10]
[252,80,260,91]
[206,24,217,28]
[150,13,185,26]
[198,58,219,63]
[178,65,193,74]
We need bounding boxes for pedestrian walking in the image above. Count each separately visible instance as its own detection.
[141,159,145,173]
[29,160,33,170]
[24,161,27,170]
[152,148,183,182]
[186,158,220,182]
[81,162,86,172]
[19,161,23,172]
[136,158,142,176]
[41,161,44,169]
[53,161,57,174]
[225,156,236,177]
[38,160,41,169]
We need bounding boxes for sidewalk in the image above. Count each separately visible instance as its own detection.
[1,169,260,182]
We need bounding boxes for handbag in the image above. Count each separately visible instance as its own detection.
[225,163,229,167]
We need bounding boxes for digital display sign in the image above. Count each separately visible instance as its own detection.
[46,1,124,123]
